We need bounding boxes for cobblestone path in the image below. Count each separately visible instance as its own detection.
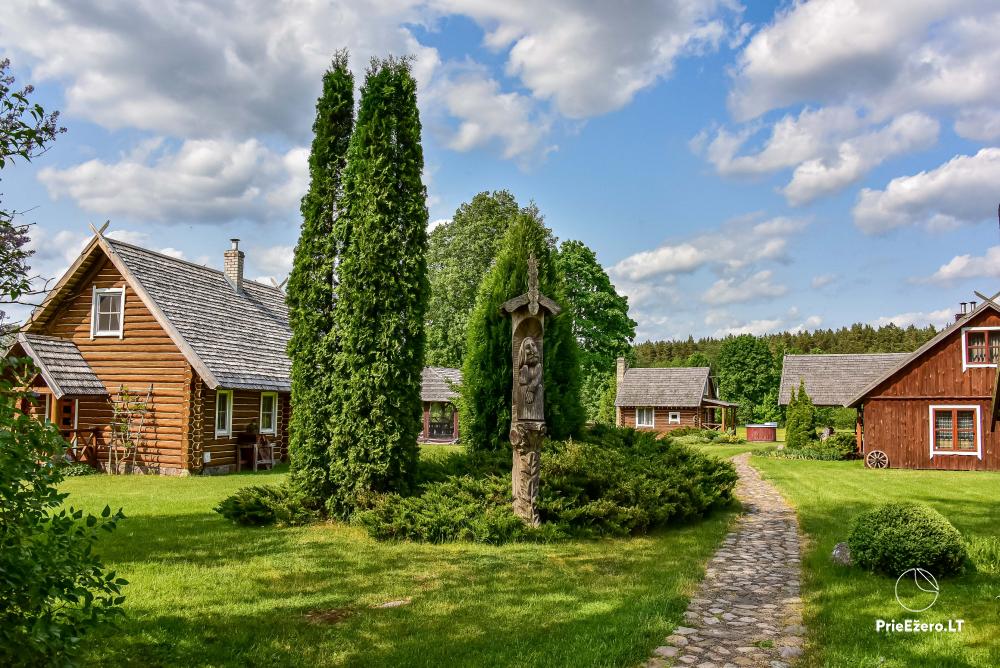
[645,453,805,668]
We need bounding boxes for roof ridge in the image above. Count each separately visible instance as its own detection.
[106,237,283,293]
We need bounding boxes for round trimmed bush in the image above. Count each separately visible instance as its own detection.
[848,502,968,576]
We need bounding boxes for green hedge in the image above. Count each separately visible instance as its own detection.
[848,501,969,576]
[215,485,318,527]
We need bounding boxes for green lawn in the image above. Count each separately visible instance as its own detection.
[685,441,776,460]
[61,463,735,667]
[752,457,1000,668]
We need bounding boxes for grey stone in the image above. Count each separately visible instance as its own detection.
[779,646,803,659]
[654,646,678,658]
[831,541,852,566]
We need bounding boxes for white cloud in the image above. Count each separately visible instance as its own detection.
[782,112,938,205]
[428,218,450,231]
[38,138,306,224]
[702,269,787,305]
[727,0,992,122]
[610,215,804,282]
[873,308,952,328]
[439,0,737,119]
[811,274,836,289]
[713,317,784,337]
[853,148,1000,234]
[433,66,555,161]
[0,1,438,142]
[918,246,1000,285]
[699,107,938,205]
[954,107,1000,142]
[252,244,295,279]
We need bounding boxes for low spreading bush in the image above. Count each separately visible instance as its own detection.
[354,426,738,543]
[58,461,100,477]
[762,432,856,461]
[215,484,317,526]
[716,433,744,444]
[848,501,969,576]
[666,426,701,438]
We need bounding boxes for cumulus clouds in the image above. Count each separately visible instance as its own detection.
[702,270,787,305]
[873,308,953,328]
[917,246,1000,285]
[38,138,307,224]
[697,107,939,205]
[853,148,1000,234]
[695,1,1000,207]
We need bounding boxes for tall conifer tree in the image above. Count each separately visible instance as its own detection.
[326,57,429,513]
[461,215,584,450]
[286,51,354,503]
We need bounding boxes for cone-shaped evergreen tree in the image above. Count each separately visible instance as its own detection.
[461,214,584,450]
[326,57,429,513]
[286,51,354,503]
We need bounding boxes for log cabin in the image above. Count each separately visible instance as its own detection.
[779,298,1000,471]
[613,357,737,434]
[6,230,462,475]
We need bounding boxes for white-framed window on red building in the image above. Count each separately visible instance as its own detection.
[962,327,1000,369]
[929,405,981,459]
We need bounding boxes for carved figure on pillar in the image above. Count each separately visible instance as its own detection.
[501,254,561,526]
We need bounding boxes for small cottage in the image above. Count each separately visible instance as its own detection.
[613,357,737,433]
[6,229,463,475]
[420,366,461,443]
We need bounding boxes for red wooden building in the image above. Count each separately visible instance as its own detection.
[780,299,1000,471]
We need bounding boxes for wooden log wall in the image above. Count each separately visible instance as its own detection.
[201,388,290,471]
[618,406,704,433]
[38,257,190,472]
[862,308,1000,471]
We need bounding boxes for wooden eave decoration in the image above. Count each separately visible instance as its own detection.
[501,255,561,317]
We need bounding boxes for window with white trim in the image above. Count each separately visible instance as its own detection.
[636,407,655,428]
[929,405,982,458]
[668,411,681,424]
[91,287,125,337]
[259,392,277,434]
[215,390,233,437]
[962,327,1000,368]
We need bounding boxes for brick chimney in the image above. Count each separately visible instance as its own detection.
[224,239,244,293]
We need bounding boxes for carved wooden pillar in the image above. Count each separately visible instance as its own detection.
[502,254,561,527]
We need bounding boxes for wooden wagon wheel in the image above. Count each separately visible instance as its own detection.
[866,450,889,469]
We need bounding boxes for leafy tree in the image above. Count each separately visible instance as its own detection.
[461,215,584,449]
[326,57,429,513]
[425,191,552,367]
[716,334,778,424]
[1,58,65,334]
[286,52,354,504]
[1,361,128,666]
[595,371,618,426]
[556,239,636,421]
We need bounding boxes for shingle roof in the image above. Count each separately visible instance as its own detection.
[779,353,910,407]
[421,367,461,402]
[107,238,292,392]
[17,333,106,398]
[615,367,711,408]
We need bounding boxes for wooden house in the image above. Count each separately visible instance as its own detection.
[778,353,909,407]
[613,357,737,434]
[420,367,461,443]
[779,299,1000,471]
[6,230,463,475]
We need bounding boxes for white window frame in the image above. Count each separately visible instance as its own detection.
[90,286,126,339]
[928,404,982,459]
[636,406,655,428]
[259,392,278,435]
[668,411,681,425]
[215,390,233,438]
[960,326,1000,371]
[42,393,52,424]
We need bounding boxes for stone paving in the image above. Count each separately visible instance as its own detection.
[645,453,805,668]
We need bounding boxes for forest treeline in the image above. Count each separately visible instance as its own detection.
[634,322,939,369]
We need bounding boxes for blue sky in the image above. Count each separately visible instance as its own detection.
[4,1,1000,341]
